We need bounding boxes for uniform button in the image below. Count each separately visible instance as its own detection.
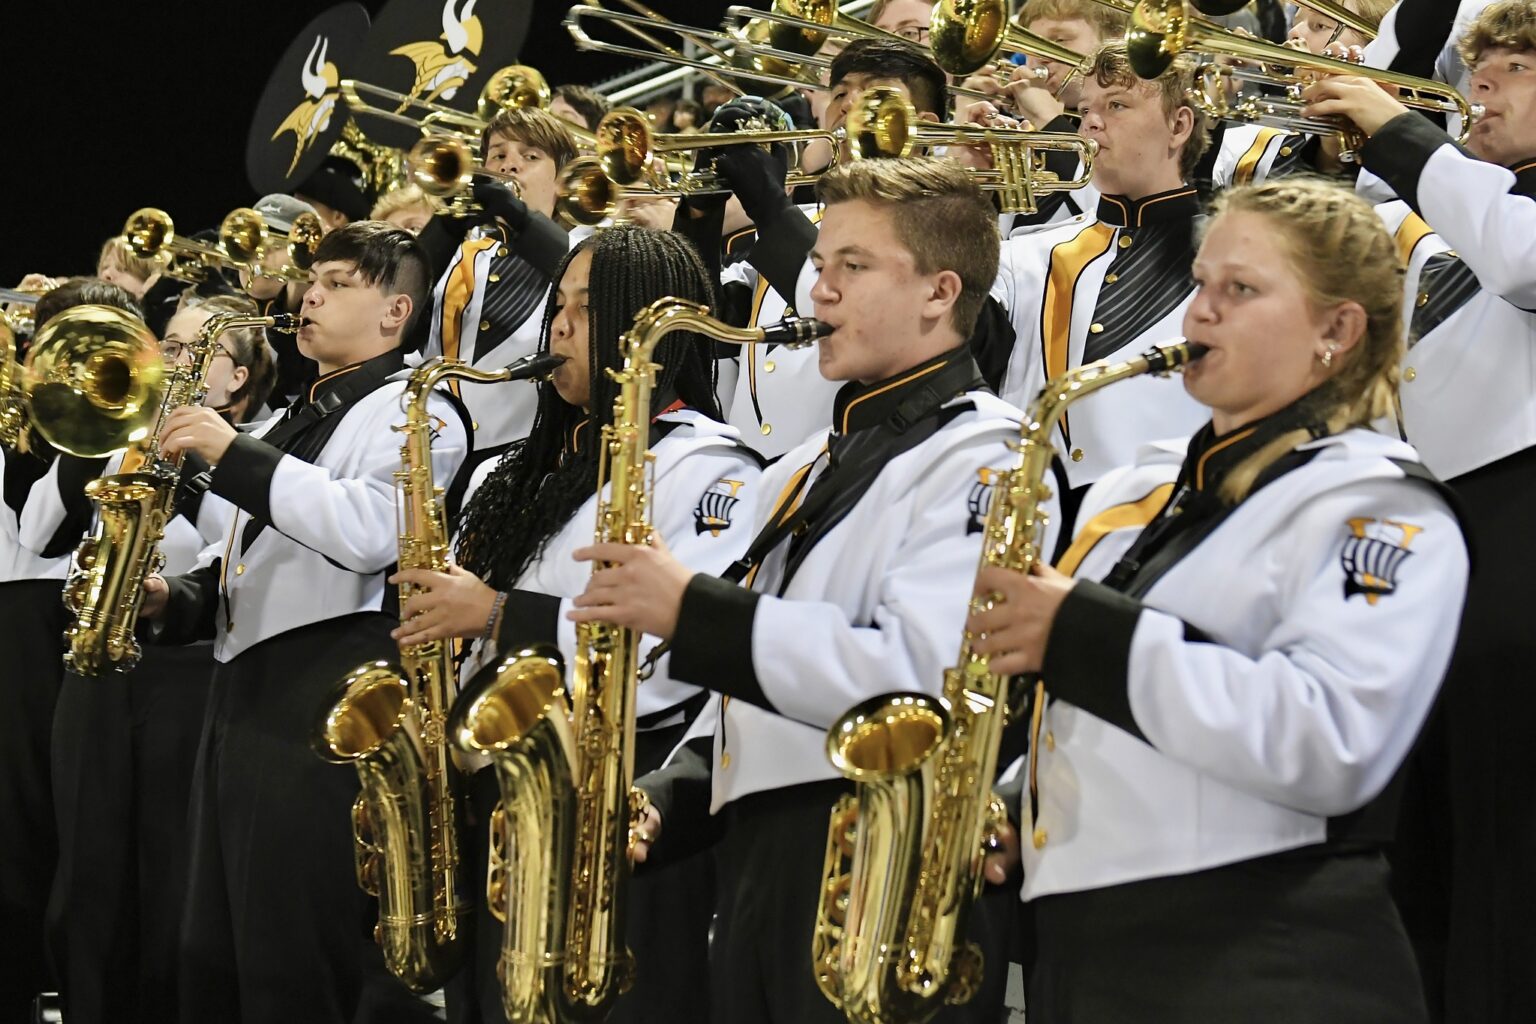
[235,564,245,575]
[1032,827,1048,849]
[1416,291,1429,308]
[764,360,776,373]
[472,420,480,431]
[1118,236,1132,249]
[488,273,501,283]
[497,246,509,257]
[1404,367,1417,382]
[1045,731,1055,752]
[1279,145,1293,156]
[720,752,732,768]
[1070,448,1084,462]
[480,320,491,331]
[1104,273,1118,284]
[1089,322,1104,334]
[761,423,772,435]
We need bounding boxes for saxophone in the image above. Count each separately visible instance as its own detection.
[813,339,1208,1023]
[0,320,21,448]
[313,352,563,992]
[64,312,299,675]
[450,299,829,1023]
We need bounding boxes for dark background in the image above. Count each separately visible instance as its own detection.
[0,0,733,286]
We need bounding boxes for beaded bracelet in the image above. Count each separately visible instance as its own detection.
[483,590,509,645]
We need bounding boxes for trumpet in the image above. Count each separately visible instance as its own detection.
[218,207,324,282]
[594,105,837,189]
[846,87,1097,213]
[405,136,524,217]
[123,209,246,284]
[1126,0,1477,159]
[930,0,1091,80]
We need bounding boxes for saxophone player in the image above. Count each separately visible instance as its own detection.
[394,225,762,1024]
[570,158,1042,1024]
[971,179,1466,1022]
[139,223,466,1024]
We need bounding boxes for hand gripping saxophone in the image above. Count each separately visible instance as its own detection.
[813,339,1207,1023]
[313,352,563,992]
[63,311,299,675]
[449,299,830,1024]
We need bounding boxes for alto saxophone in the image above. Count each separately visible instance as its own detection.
[0,319,22,448]
[450,300,829,1023]
[314,352,563,992]
[64,312,299,675]
[814,339,1207,1023]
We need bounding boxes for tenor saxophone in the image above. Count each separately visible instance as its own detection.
[313,352,563,992]
[64,312,299,675]
[450,300,829,1023]
[813,339,1207,1023]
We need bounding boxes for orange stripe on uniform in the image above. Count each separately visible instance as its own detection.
[1233,128,1283,186]
[439,238,499,397]
[1394,213,1435,268]
[1055,482,1175,577]
[1041,223,1115,447]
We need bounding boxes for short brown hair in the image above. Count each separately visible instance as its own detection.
[1085,42,1210,181]
[1458,0,1536,64]
[552,84,612,131]
[816,157,1000,336]
[97,236,157,282]
[481,107,579,171]
[1019,0,1128,41]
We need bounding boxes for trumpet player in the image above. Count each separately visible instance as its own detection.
[575,158,1039,1024]
[971,177,1465,1024]
[0,279,144,1024]
[1303,2,1536,1018]
[991,41,1211,542]
[137,223,465,1023]
[242,194,324,409]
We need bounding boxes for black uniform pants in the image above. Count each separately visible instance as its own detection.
[177,612,436,1024]
[0,580,67,1024]
[1029,848,1427,1023]
[711,780,1012,1024]
[46,643,212,1024]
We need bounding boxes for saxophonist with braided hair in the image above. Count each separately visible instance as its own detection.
[971,179,1468,1021]
[392,225,761,1024]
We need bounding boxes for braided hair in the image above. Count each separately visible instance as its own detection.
[455,226,722,590]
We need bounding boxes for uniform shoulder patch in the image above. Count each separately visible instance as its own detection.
[1341,517,1424,605]
[696,478,745,536]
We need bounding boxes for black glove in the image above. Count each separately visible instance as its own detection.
[691,97,796,226]
[471,176,531,234]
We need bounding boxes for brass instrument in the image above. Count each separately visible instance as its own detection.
[1188,0,1378,40]
[930,0,1091,79]
[122,208,247,284]
[314,351,564,992]
[814,338,1207,1023]
[56,311,297,675]
[846,87,1096,214]
[405,135,524,217]
[595,105,836,190]
[0,321,21,448]
[450,301,830,1023]
[219,206,324,282]
[23,304,164,458]
[1,286,41,338]
[1126,0,1477,160]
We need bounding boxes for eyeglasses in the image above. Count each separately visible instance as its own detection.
[896,25,930,43]
[159,341,237,363]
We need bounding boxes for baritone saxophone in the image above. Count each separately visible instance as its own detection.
[814,339,1208,1023]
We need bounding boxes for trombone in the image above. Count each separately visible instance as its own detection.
[845,87,1097,213]
[594,105,838,188]
[218,207,324,282]
[123,209,246,284]
[929,0,1091,79]
[1125,0,1476,159]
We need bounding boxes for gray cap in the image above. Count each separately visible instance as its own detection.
[252,193,319,233]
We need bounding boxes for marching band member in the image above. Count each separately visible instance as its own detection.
[418,107,578,460]
[550,82,612,133]
[975,177,1466,1023]
[0,279,143,1024]
[991,42,1211,541]
[394,225,759,1024]
[1304,3,1536,1017]
[21,293,276,1024]
[576,158,1039,1024]
[138,223,465,1023]
[371,184,444,234]
[241,193,323,408]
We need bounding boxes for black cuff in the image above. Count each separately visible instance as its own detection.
[669,574,768,709]
[209,433,282,524]
[747,207,818,309]
[1361,112,1464,216]
[156,562,221,646]
[509,212,569,278]
[634,738,722,868]
[1040,580,1147,743]
[494,588,561,652]
[415,218,468,278]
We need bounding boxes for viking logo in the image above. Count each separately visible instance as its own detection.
[696,479,745,536]
[1341,517,1423,605]
[389,0,483,112]
[271,35,340,176]
[967,467,1000,536]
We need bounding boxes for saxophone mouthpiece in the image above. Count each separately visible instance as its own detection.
[268,314,302,333]
[504,352,567,383]
[762,317,834,350]
[1144,340,1209,375]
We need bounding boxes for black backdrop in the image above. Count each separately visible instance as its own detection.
[0,0,734,286]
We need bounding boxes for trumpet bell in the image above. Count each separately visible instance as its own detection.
[596,109,655,187]
[409,137,476,199]
[24,305,164,457]
[1126,0,1184,78]
[219,207,268,265]
[124,208,174,260]
[477,64,551,120]
[557,157,623,227]
[846,87,917,160]
[288,212,324,270]
[930,0,1012,77]
[765,0,837,55]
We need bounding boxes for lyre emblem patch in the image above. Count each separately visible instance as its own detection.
[696,478,745,536]
[967,467,1001,536]
[1341,517,1423,605]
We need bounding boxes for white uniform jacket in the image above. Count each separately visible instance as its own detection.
[477,409,764,723]
[1210,124,1309,192]
[664,353,1050,813]
[1021,426,1468,900]
[0,448,67,583]
[991,188,1209,488]
[1364,112,1536,480]
[161,358,468,661]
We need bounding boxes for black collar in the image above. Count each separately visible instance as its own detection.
[830,345,980,436]
[1097,186,1200,228]
[305,349,405,407]
[1512,159,1536,198]
[1179,392,1331,498]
